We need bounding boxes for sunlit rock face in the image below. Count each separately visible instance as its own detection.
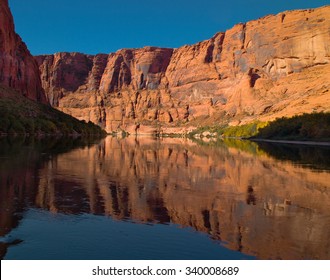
[36,6,330,133]
[2,137,328,259]
[0,0,46,103]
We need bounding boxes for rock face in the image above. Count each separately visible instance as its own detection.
[36,6,330,133]
[0,0,46,103]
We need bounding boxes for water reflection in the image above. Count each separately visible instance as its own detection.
[1,136,330,259]
[253,141,330,171]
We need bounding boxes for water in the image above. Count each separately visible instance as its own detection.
[0,136,329,260]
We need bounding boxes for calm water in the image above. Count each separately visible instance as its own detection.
[0,136,330,260]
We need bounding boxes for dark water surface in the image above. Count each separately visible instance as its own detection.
[0,136,329,260]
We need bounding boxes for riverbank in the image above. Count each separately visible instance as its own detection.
[0,86,106,136]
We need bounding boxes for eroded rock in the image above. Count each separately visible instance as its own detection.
[36,6,330,133]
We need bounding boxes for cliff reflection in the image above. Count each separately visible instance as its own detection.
[1,136,330,259]
[0,136,102,258]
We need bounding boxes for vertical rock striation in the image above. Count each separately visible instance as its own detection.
[36,6,330,133]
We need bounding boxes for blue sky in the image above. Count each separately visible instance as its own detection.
[9,0,330,55]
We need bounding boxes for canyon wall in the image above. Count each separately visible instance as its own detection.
[36,6,330,133]
[0,0,46,103]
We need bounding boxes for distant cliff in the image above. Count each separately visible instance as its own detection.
[36,6,330,134]
[0,0,46,103]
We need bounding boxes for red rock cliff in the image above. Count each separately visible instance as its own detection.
[36,6,330,133]
[0,0,46,103]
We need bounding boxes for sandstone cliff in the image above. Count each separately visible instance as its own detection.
[36,6,330,133]
[0,0,46,103]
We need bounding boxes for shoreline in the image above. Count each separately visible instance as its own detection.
[250,138,330,147]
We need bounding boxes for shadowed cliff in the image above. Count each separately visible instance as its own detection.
[0,0,46,103]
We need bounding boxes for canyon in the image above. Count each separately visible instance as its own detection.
[35,6,330,134]
[1,0,329,134]
[1,0,330,261]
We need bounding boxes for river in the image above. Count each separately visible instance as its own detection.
[1,136,329,260]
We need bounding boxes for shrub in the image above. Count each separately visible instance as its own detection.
[256,113,330,141]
